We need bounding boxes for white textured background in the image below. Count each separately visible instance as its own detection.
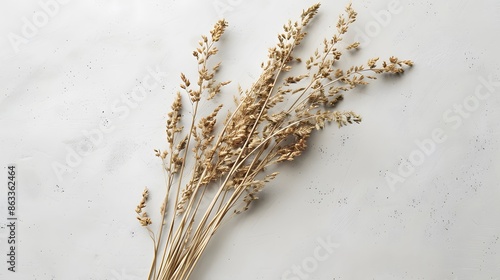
[1,0,499,279]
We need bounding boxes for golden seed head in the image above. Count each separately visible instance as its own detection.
[210,19,228,42]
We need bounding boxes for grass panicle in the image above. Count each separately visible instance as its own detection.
[135,3,412,280]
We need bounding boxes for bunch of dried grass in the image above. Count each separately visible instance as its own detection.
[137,3,412,279]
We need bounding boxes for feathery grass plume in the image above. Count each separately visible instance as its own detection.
[137,3,412,280]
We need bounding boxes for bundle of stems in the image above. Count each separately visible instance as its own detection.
[135,3,412,280]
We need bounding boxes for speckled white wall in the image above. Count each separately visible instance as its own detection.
[0,0,499,279]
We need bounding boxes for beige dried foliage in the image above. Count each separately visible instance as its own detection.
[135,3,412,280]
[136,188,152,226]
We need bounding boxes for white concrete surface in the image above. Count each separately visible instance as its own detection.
[1,0,499,279]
